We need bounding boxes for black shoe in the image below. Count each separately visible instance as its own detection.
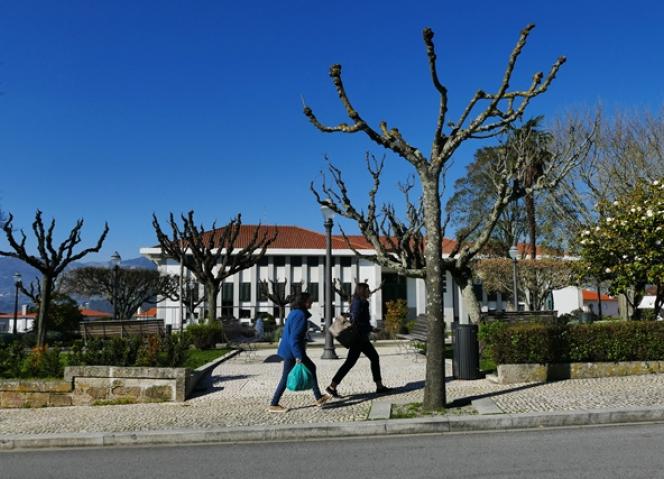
[326,386,341,398]
[375,386,392,394]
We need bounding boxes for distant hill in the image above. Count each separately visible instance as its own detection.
[0,256,157,313]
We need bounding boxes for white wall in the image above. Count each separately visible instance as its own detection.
[552,286,582,316]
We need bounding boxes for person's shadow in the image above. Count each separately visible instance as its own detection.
[322,381,425,409]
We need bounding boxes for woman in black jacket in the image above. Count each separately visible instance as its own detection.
[326,283,390,397]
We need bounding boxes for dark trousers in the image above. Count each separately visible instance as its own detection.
[332,337,382,385]
[271,355,322,406]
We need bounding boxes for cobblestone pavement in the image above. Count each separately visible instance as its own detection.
[4,344,664,435]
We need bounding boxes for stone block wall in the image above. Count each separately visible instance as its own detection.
[0,366,190,408]
[496,361,664,384]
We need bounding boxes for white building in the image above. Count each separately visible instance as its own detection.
[140,225,574,330]
[0,305,34,333]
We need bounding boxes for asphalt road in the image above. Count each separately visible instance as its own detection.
[3,423,664,478]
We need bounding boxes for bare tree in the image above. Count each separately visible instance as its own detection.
[152,211,276,322]
[305,25,581,409]
[0,211,108,346]
[62,267,180,320]
[259,278,301,323]
[333,277,383,304]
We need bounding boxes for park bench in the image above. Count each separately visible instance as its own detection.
[80,319,165,342]
[396,314,428,360]
[221,319,260,361]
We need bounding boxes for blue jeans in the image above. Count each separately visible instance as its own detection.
[270,355,323,406]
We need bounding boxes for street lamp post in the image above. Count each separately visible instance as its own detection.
[320,202,338,360]
[187,277,195,326]
[509,245,519,311]
[110,251,121,320]
[12,272,22,336]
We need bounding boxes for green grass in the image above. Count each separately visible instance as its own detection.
[390,402,476,419]
[183,348,231,369]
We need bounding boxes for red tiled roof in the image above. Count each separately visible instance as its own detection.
[198,225,424,251]
[80,308,112,318]
[136,307,157,318]
[582,290,617,302]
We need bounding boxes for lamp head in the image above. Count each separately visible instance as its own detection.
[110,251,122,268]
[320,200,336,222]
[509,245,519,260]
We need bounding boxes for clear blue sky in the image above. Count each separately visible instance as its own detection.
[1,0,663,262]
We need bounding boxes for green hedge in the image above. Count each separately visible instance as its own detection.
[481,321,664,364]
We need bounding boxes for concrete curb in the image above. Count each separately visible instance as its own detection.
[4,405,664,451]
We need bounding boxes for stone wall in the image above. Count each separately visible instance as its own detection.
[0,379,72,408]
[0,366,190,408]
[496,361,664,384]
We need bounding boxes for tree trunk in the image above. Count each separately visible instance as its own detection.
[36,274,53,348]
[422,175,446,410]
[457,275,482,324]
[206,282,220,322]
[525,190,537,311]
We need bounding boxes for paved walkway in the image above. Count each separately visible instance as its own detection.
[3,343,664,435]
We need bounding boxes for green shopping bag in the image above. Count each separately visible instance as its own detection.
[286,362,314,391]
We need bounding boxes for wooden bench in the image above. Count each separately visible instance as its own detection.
[80,319,165,342]
[396,314,428,360]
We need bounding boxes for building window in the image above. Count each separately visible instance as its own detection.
[472,284,483,302]
[307,256,319,267]
[291,283,303,296]
[274,256,286,267]
[487,292,498,302]
[307,282,319,300]
[239,283,251,302]
[258,255,269,267]
[340,257,352,267]
[222,283,234,302]
[258,282,269,301]
[341,282,352,300]
[239,309,251,319]
[443,274,447,293]
[291,256,302,267]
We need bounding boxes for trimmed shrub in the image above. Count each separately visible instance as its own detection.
[385,299,408,338]
[483,320,664,365]
[186,322,224,349]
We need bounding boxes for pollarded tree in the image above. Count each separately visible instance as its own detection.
[305,25,588,409]
[259,278,301,323]
[0,211,109,347]
[575,179,664,319]
[152,211,276,322]
[61,267,180,320]
[475,257,575,311]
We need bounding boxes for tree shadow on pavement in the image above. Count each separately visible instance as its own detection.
[187,374,254,398]
[446,382,545,408]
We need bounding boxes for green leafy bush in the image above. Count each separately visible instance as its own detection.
[385,299,408,338]
[186,322,224,349]
[0,343,63,378]
[483,320,664,364]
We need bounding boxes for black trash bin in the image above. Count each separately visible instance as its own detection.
[452,323,480,380]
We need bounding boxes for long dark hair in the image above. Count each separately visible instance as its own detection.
[353,283,370,299]
[290,292,312,309]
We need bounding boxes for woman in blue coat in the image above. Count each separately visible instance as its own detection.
[268,292,331,413]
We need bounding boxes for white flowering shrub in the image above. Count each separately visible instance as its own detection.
[575,178,664,318]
